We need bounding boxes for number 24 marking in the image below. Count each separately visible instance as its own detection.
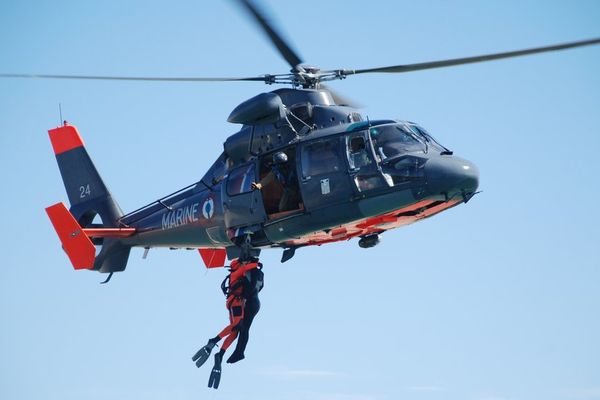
[79,184,91,198]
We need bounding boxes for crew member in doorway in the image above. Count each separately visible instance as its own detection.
[251,151,298,213]
[349,136,372,169]
[192,258,262,389]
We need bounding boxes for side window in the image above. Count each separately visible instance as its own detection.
[301,138,342,178]
[347,132,391,191]
[227,163,255,195]
[199,153,235,188]
[346,133,373,170]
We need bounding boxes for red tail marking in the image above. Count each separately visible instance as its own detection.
[82,228,136,238]
[198,248,227,269]
[45,202,95,270]
[48,124,85,155]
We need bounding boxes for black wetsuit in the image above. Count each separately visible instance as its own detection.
[228,264,264,362]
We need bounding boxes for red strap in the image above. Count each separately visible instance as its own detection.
[229,262,258,282]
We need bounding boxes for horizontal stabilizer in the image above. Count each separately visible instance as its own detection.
[199,248,227,268]
[83,228,136,238]
[46,202,95,270]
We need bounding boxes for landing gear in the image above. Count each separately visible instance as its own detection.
[358,234,380,248]
[230,232,261,261]
[281,246,296,263]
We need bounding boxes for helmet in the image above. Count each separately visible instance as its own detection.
[350,136,365,152]
[273,152,288,164]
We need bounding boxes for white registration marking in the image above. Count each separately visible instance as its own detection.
[320,178,330,195]
[79,184,91,198]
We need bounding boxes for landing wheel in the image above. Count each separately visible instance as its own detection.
[358,234,380,248]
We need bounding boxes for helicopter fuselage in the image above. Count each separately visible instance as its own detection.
[114,88,479,263]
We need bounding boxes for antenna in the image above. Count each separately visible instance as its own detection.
[59,103,63,125]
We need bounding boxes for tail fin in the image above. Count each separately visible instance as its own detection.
[47,123,131,273]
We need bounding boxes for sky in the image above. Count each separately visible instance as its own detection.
[1,1,599,399]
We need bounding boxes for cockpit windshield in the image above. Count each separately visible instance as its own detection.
[369,123,426,161]
[368,123,449,161]
[406,124,448,154]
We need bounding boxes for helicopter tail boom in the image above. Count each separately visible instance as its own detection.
[47,123,132,273]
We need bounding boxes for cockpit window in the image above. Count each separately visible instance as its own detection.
[301,138,343,177]
[345,132,389,191]
[370,124,426,160]
[347,136,372,170]
[407,124,447,153]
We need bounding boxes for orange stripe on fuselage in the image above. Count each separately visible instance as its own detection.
[48,124,85,155]
[284,198,461,247]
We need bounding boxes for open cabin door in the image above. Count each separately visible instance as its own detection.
[222,162,267,229]
[257,146,304,220]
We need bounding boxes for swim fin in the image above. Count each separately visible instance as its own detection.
[208,351,223,389]
[226,349,245,364]
[192,341,216,368]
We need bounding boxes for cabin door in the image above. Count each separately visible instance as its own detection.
[298,137,354,211]
[222,161,267,229]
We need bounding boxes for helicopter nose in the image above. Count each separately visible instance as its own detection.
[425,156,479,199]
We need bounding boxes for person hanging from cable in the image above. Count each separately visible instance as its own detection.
[192,257,263,389]
[226,257,264,363]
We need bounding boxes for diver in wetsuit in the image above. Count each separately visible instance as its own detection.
[192,259,262,389]
[227,259,264,363]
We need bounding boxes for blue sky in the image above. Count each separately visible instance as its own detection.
[1,1,599,399]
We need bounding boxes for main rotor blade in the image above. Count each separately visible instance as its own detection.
[0,73,270,82]
[235,0,303,69]
[349,37,600,75]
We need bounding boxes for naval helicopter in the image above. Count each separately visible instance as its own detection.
[4,0,598,277]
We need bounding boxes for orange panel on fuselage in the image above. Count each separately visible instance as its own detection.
[284,199,461,247]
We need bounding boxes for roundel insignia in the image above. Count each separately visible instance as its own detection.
[202,197,215,220]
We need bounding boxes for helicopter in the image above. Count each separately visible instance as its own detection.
[6,0,598,277]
